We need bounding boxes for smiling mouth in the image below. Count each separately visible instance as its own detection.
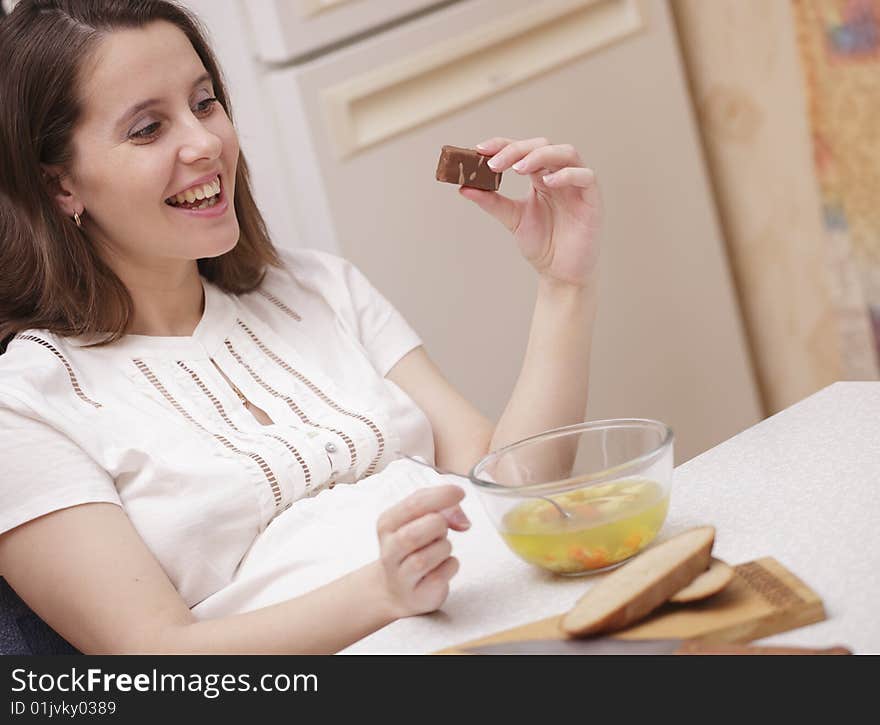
[164,175,222,210]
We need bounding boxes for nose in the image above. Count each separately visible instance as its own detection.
[176,115,222,165]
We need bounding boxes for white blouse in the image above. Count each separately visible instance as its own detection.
[0,246,442,611]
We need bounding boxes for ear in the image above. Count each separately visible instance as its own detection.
[40,163,82,217]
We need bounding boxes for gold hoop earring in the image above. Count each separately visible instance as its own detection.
[73,211,82,228]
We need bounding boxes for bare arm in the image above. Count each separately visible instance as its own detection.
[490,275,598,452]
[386,346,494,475]
[390,136,601,476]
[0,485,468,654]
[387,281,596,484]
[458,137,602,454]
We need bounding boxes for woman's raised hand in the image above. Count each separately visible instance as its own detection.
[459,136,602,288]
[375,485,470,618]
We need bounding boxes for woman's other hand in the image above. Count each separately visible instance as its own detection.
[375,485,470,618]
[459,137,602,288]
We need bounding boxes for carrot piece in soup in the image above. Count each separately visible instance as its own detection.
[624,532,643,550]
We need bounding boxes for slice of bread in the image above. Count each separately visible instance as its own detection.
[669,557,734,603]
[560,526,715,637]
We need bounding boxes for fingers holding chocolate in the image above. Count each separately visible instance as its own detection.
[474,137,515,155]
[456,183,521,234]
[437,138,602,275]
[485,137,550,172]
[435,145,501,191]
[542,166,596,189]
[437,139,592,193]
[508,143,584,175]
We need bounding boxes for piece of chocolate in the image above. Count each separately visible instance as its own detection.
[435,145,501,191]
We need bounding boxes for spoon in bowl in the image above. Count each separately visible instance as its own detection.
[397,452,571,520]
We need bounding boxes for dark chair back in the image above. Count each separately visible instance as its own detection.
[0,577,80,654]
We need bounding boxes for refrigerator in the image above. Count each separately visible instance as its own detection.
[184,0,763,463]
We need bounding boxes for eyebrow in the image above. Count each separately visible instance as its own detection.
[115,72,213,131]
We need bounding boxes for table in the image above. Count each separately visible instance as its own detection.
[343,383,880,654]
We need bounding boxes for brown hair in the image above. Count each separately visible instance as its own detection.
[0,0,283,353]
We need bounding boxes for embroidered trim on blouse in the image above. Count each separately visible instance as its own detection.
[13,334,102,409]
[257,289,302,321]
[235,320,385,476]
[176,361,313,491]
[133,359,283,509]
[224,340,356,477]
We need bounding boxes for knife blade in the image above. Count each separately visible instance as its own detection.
[460,638,852,655]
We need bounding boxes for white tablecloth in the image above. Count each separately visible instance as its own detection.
[343,382,880,654]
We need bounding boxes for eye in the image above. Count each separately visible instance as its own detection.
[129,96,219,141]
[130,121,161,140]
[195,97,219,114]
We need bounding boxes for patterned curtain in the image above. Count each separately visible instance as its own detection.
[792,0,880,372]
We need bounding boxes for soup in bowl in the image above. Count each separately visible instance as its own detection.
[468,419,674,575]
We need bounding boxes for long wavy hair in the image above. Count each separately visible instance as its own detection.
[0,0,283,353]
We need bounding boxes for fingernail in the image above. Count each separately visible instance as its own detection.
[512,161,525,171]
[475,143,488,151]
[450,510,471,529]
[542,173,554,184]
[487,157,501,171]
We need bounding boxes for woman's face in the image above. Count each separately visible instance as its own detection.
[52,20,240,273]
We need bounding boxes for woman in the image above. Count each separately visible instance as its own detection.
[0,0,601,653]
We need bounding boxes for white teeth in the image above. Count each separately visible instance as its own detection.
[167,176,221,206]
[194,196,219,210]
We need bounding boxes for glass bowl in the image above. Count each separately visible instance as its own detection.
[468,419,674,576]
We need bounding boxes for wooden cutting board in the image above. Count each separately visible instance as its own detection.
[436,557,825,654]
